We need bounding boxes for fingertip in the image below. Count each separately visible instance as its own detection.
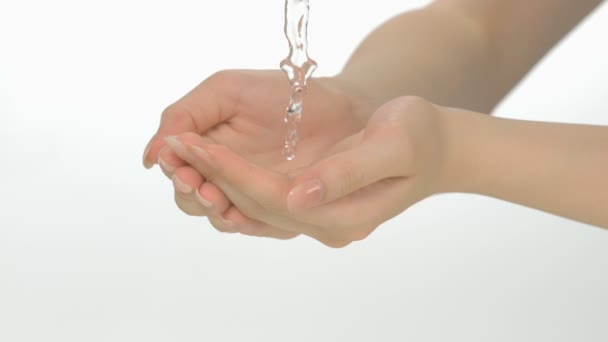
[144,135,172,170]
[158,156,176,174]
[172,166,204,195]
[143,140,155,169]
[198,182,231,214]
[172,174,193,194]
[158,146,189,178]
[194,187,213,209]
[177,132,208,146]
[287,178,324,213]
[164,135,181,150]
[143,159,154,170]
[221,207,259,236]
[221,206,241,225]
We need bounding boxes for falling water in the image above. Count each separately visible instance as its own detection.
[280,0,317,161]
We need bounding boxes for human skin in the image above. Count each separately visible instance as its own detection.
[145,70,376,242]
[143,0,606,246]
[159,96,608,248]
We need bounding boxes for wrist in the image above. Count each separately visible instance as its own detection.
[436,105,491,194]
[331,73,385,108]
[316,75,379,122]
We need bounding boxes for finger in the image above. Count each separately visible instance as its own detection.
[286,134,408,213]
[159,140,235,216]
[164,133,329,239]
[196,181,232,215]
[204,175,353,245]
[165,133,289,213]
[222,206,300,240]
[172,167,210,217]
[296,177,413,241]
[143,72,238,168]
[157,135,217,178]
[286,95,433,213]
[221,197,348,246]
[208,216,239,234]
[158,146,188,178]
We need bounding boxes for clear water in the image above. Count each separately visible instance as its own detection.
[280,0,317,161]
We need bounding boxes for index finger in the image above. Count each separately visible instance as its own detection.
[142,72,238,168]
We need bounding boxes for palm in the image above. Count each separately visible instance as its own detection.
[201,70,373,174]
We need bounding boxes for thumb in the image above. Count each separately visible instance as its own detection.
[287,125,408,213]
[143,73,237,169]
[142,103,201,169]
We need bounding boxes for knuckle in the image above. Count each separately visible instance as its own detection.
[377,95,434,129]
[346,226,377,242]
[318,229,356,248]
[275,232,300,240]
[206,69,242,100]
[395,95,431,112]
[207,69,237,83]
[208,217,235,233]
[332,159,365,198]
[238,225,270,237]
[174,194,204,217]
[161,102,184,120]
[161,102,195,127]
[250,228,272,238]
[320,238,351,249]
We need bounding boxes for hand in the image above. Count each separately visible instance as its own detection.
[143,70,375,241]
[166,95,450,247]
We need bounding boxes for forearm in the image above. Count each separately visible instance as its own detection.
[442,108,608,228]
[336,5,493,112]
[336,0,602,113]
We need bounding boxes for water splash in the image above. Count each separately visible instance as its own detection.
[280,0,317,161]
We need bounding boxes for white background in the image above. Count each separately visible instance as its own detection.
[1,1,607,341]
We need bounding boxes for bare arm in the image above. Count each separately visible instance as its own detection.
[290,0,608,234]
[441,106,608,228]
[147,0,606,243]
[337,0,603,112]
[343,0,607,227]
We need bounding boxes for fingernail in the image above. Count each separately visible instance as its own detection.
[164,135,183,150]
[172,174,192,194]
[143,142,154,169]
[221,218,235,228]
[158,156,175,173]
[195,190,213,208]
[287,179,324,211]
[192,146,216,169]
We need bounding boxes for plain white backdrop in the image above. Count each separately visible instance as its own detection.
[1,1,607,341]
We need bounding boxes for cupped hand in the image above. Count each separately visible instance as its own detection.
[166,95,451,247]
[143,69,375,240]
